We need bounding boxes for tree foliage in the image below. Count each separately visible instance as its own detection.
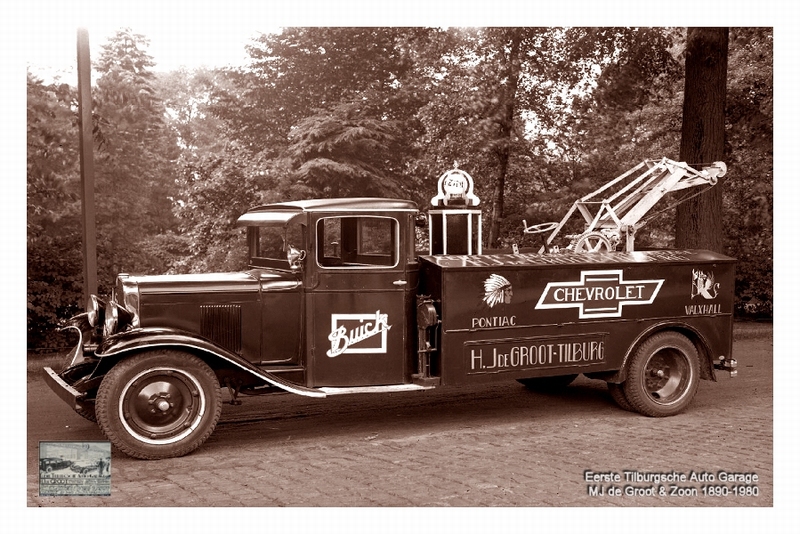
[27,73,84,345]
[722,28,773,316]
[92,29,181,280]
[211,27,420,156]
[285,101,405,198]
[27,29,182,346]
[27,26,774,348]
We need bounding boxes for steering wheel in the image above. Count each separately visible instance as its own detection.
[523,221,559,235]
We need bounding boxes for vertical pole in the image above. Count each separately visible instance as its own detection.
[467,212,473,255]
[439,213,445,254]
[77,28,98,308]
[477,213,482,255]
[428,213,433,255]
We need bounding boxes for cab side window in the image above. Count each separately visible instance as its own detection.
[318,216,397,268]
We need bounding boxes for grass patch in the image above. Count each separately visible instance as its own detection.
[733,321,773,341]
[27,353,64,374]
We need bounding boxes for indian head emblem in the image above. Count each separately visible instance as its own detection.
[691,269,719,300]
[483,274,512,308]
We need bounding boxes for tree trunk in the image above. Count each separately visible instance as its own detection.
[675,28,729,252]
[487,31,522,248]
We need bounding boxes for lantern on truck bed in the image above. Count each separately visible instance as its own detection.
[428,165,482,255]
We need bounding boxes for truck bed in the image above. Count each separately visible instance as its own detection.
[418,249,735,385]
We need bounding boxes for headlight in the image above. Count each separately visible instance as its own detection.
[117,274,140,328]
[87,295,104,327]
[103,302,119,337]
[103,299,136,337]
[88,275,140,338]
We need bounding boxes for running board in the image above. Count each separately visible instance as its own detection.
[318,384,435,396]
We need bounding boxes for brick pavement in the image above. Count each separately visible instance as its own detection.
[28,327,773,509]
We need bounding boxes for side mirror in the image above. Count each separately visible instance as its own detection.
[287,247,306,270]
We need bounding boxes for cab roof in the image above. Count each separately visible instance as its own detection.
[236,198,418,227]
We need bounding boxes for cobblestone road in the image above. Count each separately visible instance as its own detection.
[27,325,774,512]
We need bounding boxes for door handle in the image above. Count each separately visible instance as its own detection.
[393,280,407,286]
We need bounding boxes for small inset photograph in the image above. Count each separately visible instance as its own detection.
[39,441,111,496]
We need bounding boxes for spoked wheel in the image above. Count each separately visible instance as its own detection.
[623,332,700,417]
[523,221,560,253]
[96,350,221,459]
[573,231,614,253]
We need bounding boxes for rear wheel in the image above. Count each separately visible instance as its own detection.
[607,382,633,411]
[517,374,578,392]
[623,332,700,417]
[96,350,221,459]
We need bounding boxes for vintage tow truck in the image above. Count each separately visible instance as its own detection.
[44,162,737,459]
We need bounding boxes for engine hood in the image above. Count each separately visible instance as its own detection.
[124,269,300,296]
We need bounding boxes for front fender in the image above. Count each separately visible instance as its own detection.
[96,327,325,398]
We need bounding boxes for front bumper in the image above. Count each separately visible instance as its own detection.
[42,330,101,413]
[43,366,85,410]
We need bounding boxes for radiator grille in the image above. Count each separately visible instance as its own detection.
[200,304,242,354]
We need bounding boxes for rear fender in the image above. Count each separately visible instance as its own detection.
[95,327,325,398]
[604,321,717,384]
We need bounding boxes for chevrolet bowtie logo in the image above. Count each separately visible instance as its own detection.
[536,270,663,319]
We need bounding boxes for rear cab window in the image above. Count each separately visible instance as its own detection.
[317,216,398,268]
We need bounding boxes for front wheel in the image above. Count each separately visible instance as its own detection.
[623,332,700,417]
[75,398,97,422]
[96,350,222,459]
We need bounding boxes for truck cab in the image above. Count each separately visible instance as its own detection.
[237,198,420,387]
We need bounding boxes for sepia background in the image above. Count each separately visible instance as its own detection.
[6,0,795,532]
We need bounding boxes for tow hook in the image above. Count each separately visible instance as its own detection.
[715,356,738,377]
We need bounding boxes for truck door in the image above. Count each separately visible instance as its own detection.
[308,215,410,387]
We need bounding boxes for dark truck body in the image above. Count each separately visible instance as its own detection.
[419,250,734,386]
[44,195,736,460]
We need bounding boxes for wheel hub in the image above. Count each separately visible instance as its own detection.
[644,349,689,403]
[154,397,171,413]
[120,367,206,444]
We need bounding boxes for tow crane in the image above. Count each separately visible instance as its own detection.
[524,157,727,253]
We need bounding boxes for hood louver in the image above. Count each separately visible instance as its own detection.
[201,304,242,354]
